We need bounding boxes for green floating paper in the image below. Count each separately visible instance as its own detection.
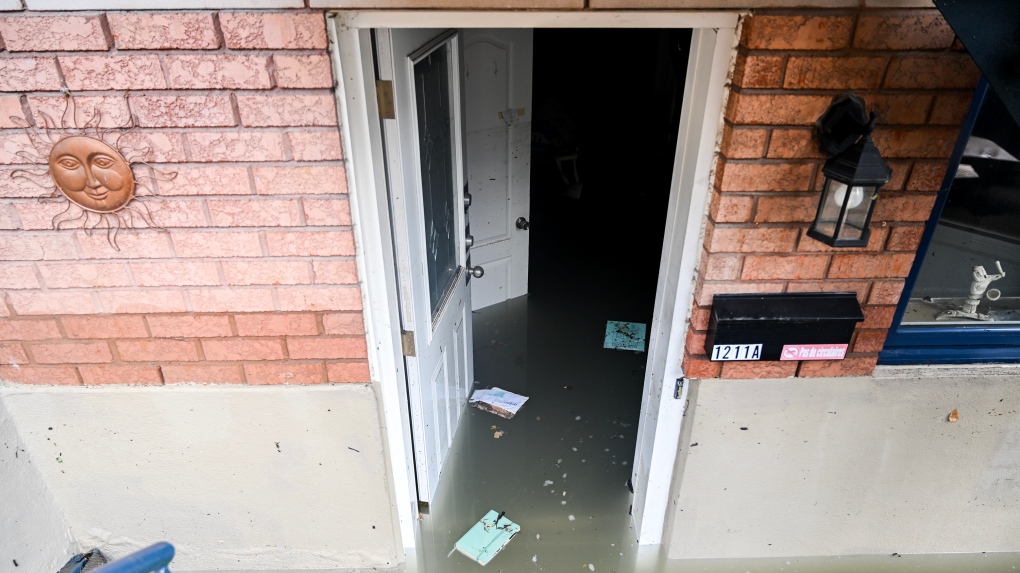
[453,510,520,566]
[604,321,647,352]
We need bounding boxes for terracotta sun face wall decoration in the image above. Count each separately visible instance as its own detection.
[10,93,174,249]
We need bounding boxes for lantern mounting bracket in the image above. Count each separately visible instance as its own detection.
[817,94,875,157]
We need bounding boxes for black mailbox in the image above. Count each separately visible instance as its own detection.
[705,293,864,362]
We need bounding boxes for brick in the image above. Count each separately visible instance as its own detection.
[828,254,915,279]
[288,131,344,161]
[235,313,318,336]
[326,361,371,383]
[79,365,163,386]
[116,132,188,163]
[277,287,362,312]
[77,230,175,260]
[721,360,798,379]
[0,97,27,129]
[171,231,263,258]
[741,255,828,280]
[222,260,310,286]
[162,364,244,384]
[96,290,188,314]
[884,55,980,90]
[886,226,924,252]
[701,255,742,281]
[131,198,206,231]
[862,305,897,329]
[313,260,359,285]
[873,128,959,159]
[786,280,870,304]
[0,319,60,341]
[690,305,711,331]
[0,132,38,165]
[868,94,933,126]
[684,329,706,357]
[203,338,285,361]
[265,231,355,257]
[185,132,286,162]
[797,355,878,378]
[754,195,817,223]
[906,163,948,192]
[30,341,112,364]
[710,194,753,223]
[108,13,219,50]
[869,280,906,305]
[28,95,131,129]
[886,162,911,192]
[872,193,937,222]
[726,93,833,126]
[8,291,95,315]
[742,15,853,50]
[206,198,303,227]
[766,129,823,159]
[59,56,167,91]
[853,13,955,50]
[732,54,784,89]
[929,92,974,126]
[274,54,333,89]
[188,288,275,313]
[682,354,720,379]
[322,312,364,335]
[0,365,79,385]
[695,281,784,306]
[131,261,221,287]
[721,127,767,159]
[37,263,132,288]
[117,339,199,362]
[0,58,62,91]
[156,166,252,196]
[220,13,327,50]
[237,94,338,128]
[14,201,76,230]
[706,226,799,253]
[62,315,149,339]
[0,265,39,289]
[853,330,888,354]
[720,163,814,193]
[253,165,346,195]
[0,234,78,261]
[0,16,108,52]
[0,342,28,364]
[784,57,887,90]
[287,336,366,359]
[243,362,324,385]
[147,315,232,338]
[304,198,352,227]
[130,95,236,128]
[165,55,272,89]
[797,227,888,253]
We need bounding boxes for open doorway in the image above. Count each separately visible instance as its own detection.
[410,28,693,572]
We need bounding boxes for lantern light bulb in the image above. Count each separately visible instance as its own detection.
[831,181,865,209]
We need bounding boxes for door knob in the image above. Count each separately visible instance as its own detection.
[464,193,473,209]
[470,266,484,278]
[515,217,530,230]
[465,234,474,248]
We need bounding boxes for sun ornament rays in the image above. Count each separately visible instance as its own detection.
[9,92,176,250]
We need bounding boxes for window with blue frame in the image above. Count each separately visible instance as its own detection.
[881,79,1020,365]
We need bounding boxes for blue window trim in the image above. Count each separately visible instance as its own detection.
[880,78,1020,365]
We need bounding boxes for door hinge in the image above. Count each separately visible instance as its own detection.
[401,330,416,357]
[376,80,395,119]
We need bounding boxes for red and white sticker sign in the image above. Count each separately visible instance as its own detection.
[780,344,848,361]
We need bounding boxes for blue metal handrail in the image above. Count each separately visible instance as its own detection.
[89,543,175,573]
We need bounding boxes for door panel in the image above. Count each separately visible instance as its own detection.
[463,29,533,309]
[379,28,474,502]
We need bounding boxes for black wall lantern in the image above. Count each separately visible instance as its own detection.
[807,95,892,248]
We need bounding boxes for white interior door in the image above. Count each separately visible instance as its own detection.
[462,29,533,309]
[377,28,474,502]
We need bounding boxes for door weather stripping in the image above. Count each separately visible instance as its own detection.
[401,330,417,357]
[376,80,395,119]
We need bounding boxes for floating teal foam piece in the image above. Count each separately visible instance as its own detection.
[604,321,647,352]
[453,510,520,566]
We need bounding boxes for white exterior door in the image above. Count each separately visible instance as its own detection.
[377,28,474,502]
[462,29,533,309]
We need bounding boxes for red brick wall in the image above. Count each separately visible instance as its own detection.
[0,12,370,385]
[682,9,980,379]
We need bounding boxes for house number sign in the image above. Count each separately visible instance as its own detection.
[711,344,762,361]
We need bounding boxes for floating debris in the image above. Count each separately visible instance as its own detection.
[575,416,582,421]
[948,409,959,423]
[532,555,538,563]
[543,480,554,486]
[494,431,505,439]
[568,515,575,521]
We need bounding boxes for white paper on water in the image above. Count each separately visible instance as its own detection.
[469,387,529,416]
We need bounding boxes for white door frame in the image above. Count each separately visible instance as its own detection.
[327,11,738,555]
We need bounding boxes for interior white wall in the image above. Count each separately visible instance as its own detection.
[0,384,400,572]
[667,376,1020,559]
[0,397,76,573]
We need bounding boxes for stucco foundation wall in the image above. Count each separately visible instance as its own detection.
[0,384,400,571]
[667,376,1020,559]
[0,398,75,573]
